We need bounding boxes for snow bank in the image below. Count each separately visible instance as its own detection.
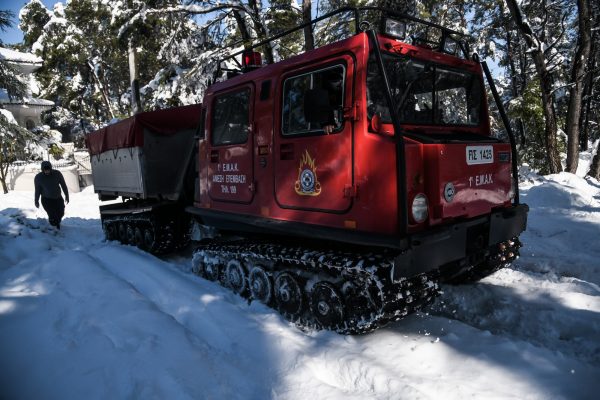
[1,174,599,399]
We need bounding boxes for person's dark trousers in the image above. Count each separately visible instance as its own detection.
[41,196,65,229]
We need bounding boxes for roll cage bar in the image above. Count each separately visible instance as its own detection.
[216,6,471,74]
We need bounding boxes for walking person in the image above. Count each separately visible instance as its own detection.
[34,161,69,229]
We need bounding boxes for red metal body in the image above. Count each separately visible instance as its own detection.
[193,32,513,241]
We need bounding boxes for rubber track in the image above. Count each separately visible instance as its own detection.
[103,214,177,254]
[192,241,439,334]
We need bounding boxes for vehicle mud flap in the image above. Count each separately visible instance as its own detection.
[392,225,468,281]
[488,204,529,246]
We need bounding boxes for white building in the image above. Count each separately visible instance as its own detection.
[1,48,84,193]
[0,46,54,128]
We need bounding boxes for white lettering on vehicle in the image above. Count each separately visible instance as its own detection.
[212,165,247,194]
[468,174,494,187]
[220,163,239,172]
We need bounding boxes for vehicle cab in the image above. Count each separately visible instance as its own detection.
[189,8,527,269]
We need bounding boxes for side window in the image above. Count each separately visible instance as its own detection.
[282,65,345,136]
[211,89,250,146]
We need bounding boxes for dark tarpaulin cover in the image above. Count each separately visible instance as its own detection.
[86,104,202,155]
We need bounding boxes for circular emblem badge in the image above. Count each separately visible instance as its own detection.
[300,169,315,193]
[444,182,455,202]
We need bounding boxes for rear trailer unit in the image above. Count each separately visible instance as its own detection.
[86,104,201,253]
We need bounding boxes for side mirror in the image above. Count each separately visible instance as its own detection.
[370,113,394,137]
[304,88,334,125]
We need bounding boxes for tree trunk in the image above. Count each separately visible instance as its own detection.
[0,156,8,194]
[580,34,596,151]
[565,0,592,173]
[87,60,115,120]
[505,23,526,145]
[0,178,7,194]
[505,0,562,173]
[232,10,252,48]
[302,0,314,51]
[247,0,274,64]
[128,39,143,115]
[588,140,600,179]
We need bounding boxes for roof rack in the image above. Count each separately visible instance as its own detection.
[215,6,471,76]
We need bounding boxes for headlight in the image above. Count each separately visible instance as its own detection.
[383,18,407,40]
[442,36,459,55]
[411,194,429,223]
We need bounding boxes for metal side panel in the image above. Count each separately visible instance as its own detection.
[91,147,145,196]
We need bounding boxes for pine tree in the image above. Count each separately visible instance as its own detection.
[18,0,51,50]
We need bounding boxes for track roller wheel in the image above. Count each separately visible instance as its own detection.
[311,282,345,329]
[274,272,303,318]
[342,282,374,322]
[143,227,155,251]
[203,260,220,282]
[126,224,135,244]
[225,260,247,294]
[118,222,128,243]
[104,223,116,241]
[133,226,144,249]
[191,253,206,276]
[249,266,272,304]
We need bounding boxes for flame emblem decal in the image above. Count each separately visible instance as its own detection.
[295,150,321,196]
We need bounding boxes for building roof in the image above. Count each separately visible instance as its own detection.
[0,89,54,107]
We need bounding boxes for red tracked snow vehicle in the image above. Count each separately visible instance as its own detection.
[86,7,528,333]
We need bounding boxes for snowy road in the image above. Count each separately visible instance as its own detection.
[1,171,599,400]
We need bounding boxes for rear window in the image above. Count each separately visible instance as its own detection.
[367,53,482,126]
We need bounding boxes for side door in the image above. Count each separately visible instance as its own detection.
[274,57,354,212]
[207,84,255,203]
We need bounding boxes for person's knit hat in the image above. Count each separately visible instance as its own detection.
[41,161,52,170]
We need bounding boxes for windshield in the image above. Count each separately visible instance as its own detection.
[367,53,482,126]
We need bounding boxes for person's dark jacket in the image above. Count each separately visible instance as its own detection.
[34,166,69,204]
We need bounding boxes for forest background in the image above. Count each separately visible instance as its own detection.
[1,0,599,179]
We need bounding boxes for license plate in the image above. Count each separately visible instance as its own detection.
[466,146,494,165]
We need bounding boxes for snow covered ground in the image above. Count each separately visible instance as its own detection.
[1,171,599,400]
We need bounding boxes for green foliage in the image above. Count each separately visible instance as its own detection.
[0,9,27,99]
[508,80,564,174]
[48,143,64,160]
[266,0,303,59]
[0,112,39,193]
[18,0,50,49]
[0,60,27,100]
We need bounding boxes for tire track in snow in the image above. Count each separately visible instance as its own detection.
[87,243,291,393]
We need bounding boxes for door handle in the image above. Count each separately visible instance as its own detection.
[280,143,294,160]
[210,150,219,163]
